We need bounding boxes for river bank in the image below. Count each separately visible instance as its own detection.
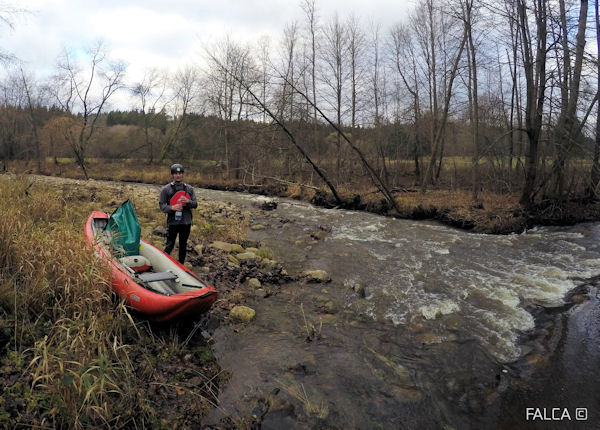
[13,160,600,234]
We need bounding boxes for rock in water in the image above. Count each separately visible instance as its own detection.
[353,283,366,298]
[304,270,331,282]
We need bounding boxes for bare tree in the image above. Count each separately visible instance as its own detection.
[256,36,272,123]
[549,0,588,198]
[413,0,467,190]
[390,23,424,181]
[301,0,320,155]
[49,42,125,179]
[204,38,252,177]
[347,14,366,128]
[130,68,173,163]
[20,68,43,173]
[590,0,600,197]
[321,13,348,180]
[0,73,27,171]
[278,22,300,122]
[459,0,482,201]
[158,65,201,163]
[0,2,28,65]
[206,50,343,204]
[280,72,402,214]
[516,0,549,207]
[368,20,390,183]
[503,0,525,181]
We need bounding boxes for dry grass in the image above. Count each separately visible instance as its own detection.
[12,158,600,236]
[0,175,222,428]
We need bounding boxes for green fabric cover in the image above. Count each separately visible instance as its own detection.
[106,200,141,257]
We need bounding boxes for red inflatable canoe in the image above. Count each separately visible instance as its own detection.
[84,211,217,322]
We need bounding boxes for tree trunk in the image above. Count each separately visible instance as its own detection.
[590,0,600,197]
[518,0,548,208]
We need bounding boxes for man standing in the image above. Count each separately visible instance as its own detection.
[159,163,197,263]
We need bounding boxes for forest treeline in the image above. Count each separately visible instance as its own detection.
[1,0,599,209]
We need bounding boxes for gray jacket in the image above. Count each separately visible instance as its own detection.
[159,182,198,226]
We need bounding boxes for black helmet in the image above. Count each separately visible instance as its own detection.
[170,163,184,174]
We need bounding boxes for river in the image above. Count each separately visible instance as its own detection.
[24,174,599,428]
[192,188,600,429]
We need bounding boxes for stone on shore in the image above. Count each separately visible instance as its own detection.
[230,243,245,253]
[236,251,258,261]
[209,241,234,252]
[227,254,240,267]
[230,305,256,323]
[248,278,262,288]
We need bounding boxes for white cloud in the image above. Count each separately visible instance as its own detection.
[1,0,413,105]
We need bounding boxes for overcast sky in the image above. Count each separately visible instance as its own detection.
[3,0,415,85]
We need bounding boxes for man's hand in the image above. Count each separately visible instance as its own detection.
[172,203,183,211]
[179,196,190,205]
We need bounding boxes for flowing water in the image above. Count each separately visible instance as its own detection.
[193,190,600,429]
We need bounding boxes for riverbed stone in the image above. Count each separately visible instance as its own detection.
[248,278,261,288]
[230,305,256,323]
[209,241,234,252]
[267,394,295,415]
[236,251,258,261]
[524,353,548,368]
[310,230,328,240]
[227,254,240,267]
[315,299,337,314]
[250,224,265,231]
[246,247,260,254]
[353,283,366,298]
[194,244,204,256]
[230,243,245,253]
[319,314,339,325]
[260,258,276,269]
[304,269,331,282]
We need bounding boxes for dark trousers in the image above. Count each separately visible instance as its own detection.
[164,224,191,263]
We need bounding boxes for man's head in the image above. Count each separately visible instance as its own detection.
[170,163,184,183]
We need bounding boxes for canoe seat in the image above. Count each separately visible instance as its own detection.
[120,255,152,273]
[138,271,178,283]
